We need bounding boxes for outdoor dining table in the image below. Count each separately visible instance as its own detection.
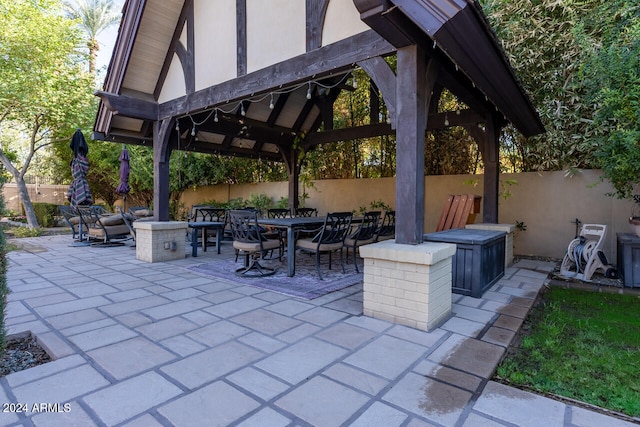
[258,217,327,276]
[187,221,225,257]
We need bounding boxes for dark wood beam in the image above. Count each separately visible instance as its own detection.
[303,109,484,146]
[95,91,158,121]
[158,30,395,119]
[183,142,282,161]
[153,119,174,221]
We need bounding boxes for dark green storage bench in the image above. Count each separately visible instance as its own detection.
[616,233,640,288]
[424,229,506,298]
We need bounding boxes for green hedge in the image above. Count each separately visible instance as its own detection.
[32,203,60,228]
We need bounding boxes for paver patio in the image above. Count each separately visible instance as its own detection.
[0,235,636,426]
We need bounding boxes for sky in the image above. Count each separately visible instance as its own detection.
[94,0,125,83]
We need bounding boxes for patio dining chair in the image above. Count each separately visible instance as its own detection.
[295,211,353,280]
[344,211,381,273]
[375,210,396,242]
[267,208,290,218]
[295,207,317,217]
[228,209,281,277]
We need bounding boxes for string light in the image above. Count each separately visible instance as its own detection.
[444,113,449,127]
[176,70,356,129]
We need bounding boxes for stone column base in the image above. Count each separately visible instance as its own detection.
[465,223,515,266]
[134,221,188,262]
[359,240,456,331]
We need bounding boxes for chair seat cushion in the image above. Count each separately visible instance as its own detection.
[88,223,130,238]
[344,237,375,247]
[233,238,280,252]
[68,216,81,225]
[296,239,343,251]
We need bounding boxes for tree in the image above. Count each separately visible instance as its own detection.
[64,0,121,76]
[582,1,640,199]
[0,0,95,227]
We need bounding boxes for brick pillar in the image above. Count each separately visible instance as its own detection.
[359,240,456,331]
[134,221,188,262]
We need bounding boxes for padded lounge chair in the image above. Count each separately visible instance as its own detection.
[77,206,131,245]
[295,212,353,280]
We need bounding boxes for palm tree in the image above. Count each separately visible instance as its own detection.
[64,0,121,75]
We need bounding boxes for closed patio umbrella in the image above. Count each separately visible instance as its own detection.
[116,146,130,210]
[66,129,93,242]
[66,129,93,207]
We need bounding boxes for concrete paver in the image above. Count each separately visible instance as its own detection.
[0,235,636,427]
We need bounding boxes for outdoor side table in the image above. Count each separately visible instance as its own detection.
[424,228,506,298]
[188,221,225,257]
[616,233,640,288]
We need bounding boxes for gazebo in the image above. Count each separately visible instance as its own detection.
[94,0,544,329]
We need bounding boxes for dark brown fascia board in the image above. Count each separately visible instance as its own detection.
[94,0,146,134]
[433,8,544,137]
[157,30,395,120]
[96,91,159,121]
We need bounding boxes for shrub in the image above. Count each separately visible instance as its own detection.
[32,203,59,228]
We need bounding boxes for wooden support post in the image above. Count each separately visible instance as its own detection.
[282,146,300,216]
[153,118,174,221]
[483,114,500,223]
[395,44,437,244]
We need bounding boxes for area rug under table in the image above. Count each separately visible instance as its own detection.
[187,255,363,300]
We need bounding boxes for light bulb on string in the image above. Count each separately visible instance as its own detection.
[214,110,219,122]
[444,113,449,127]
[191,125,196,136]
[352,76,358,89]
[269,93,274,109]
[306,82,312,100]
[240,103,246,116]
[175,121,180,132]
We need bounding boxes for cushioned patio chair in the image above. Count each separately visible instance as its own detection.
[344,211,381,273]
[295,211,353,280]
[59,205,82,239]
[375,210,396,242]
[77,206,131,245]
[229,209,281,277]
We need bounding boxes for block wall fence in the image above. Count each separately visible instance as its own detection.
[4,170,637,261]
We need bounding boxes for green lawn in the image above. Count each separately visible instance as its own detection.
[495,286,640,417]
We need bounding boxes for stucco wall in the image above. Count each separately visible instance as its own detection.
[4,170,635,262]
[178,169,636,261]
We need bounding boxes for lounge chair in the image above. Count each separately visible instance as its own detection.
[77,206,131,245]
